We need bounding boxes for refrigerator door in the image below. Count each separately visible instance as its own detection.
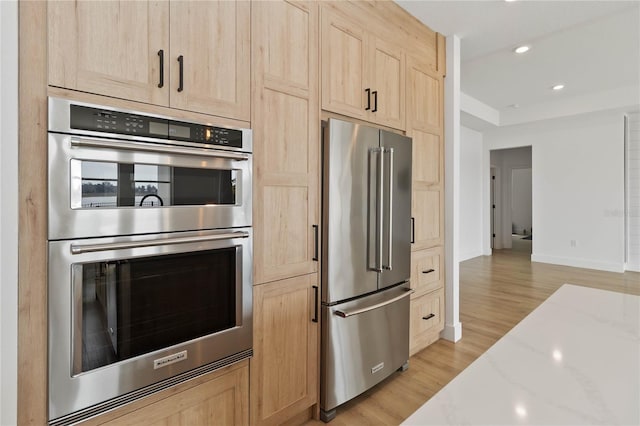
[322,118,381,303]
[379,130,412,289]
[321,284,412,412]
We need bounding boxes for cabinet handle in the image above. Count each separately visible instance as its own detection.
[177,55,184,92]
[157,50,164,88]
[372,90,378,112]
[312,224,319,261]
[312,285,319,323]
[411,217,415,244]
[422,269,435,274]
[422,313,435,321]
[365,88,371,111]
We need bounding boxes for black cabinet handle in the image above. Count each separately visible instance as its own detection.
[365,88,371,111]
[177,55,184,92]
[312,224,319,261]
[422,313,435,321]
[312,285,319,323]
[157,50,164,88]
[411,217,415,244]
[372,90,378,112]
[422,269,435,274]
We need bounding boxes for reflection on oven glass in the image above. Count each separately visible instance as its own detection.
[79,248,237,373]
[78,161,237,208]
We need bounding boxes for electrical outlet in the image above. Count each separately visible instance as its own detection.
[570,240,577,247]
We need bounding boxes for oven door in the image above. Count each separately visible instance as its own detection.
[48,228,252,421]
[48,133,252,240]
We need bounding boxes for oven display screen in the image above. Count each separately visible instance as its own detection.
[169,124,191,139]
[149,121,167,136]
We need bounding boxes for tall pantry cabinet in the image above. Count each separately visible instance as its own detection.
[251,1,321,425]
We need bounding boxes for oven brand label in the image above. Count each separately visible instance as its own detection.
[154,350,188,370]
[371,362,384,374]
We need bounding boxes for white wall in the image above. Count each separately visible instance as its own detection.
[484,111,626,272]
[459,126,484,261]
[0,1,19,424]
[489,147,532,249]
[511,168,532,235]
[626,112,640,272]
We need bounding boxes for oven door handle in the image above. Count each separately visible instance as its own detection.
[70,138,250,161]
[70,232,250,254]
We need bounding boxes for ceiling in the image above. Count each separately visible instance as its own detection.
[396,0,640,126]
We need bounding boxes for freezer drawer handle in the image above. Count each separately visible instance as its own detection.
[422,313,435,321]
[333,288,414,318]
[70,231,249,254]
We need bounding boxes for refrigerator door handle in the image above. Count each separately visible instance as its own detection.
[383,147,394,271]
[333,288,414,318]
[377,147,384,272]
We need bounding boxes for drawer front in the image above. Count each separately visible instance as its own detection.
[410,247,443,296]
[409,288,444,355]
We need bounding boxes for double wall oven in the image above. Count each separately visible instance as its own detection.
[47,98,253,424]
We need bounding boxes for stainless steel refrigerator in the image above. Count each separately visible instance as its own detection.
[320,118,413,422]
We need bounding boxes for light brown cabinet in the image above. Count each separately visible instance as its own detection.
[409,288,445,356]
[80,362,249,426]
[250,2,320,424]
[321,7,405,130]
[251,274,319,425]
[252,0,320,285]
[48,0,250,121]
[406,53,446,355]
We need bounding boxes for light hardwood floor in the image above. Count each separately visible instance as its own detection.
[308,250,640,425]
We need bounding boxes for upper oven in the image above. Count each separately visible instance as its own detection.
[48,97,252,240]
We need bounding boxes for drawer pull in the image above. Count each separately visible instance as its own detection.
[422,313,435,321]
[422,269,435,274]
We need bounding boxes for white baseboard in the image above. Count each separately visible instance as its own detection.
[459,250,484,262]
[625,262,640,272]
[531,254,625,273]
[441,322,462,342]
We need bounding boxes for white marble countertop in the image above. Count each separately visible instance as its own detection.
[403,284,640,426]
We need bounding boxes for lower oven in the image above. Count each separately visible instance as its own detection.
[48,228,252,424]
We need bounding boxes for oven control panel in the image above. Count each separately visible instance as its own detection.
[70,105,243,148]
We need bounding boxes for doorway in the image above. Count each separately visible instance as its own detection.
[489,147,532,255]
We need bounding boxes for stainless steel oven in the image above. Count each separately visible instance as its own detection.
[48,97,252,240]
[46,98,254,424]
[48,229,253,423]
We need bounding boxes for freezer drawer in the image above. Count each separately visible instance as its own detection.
[321,285,412,412]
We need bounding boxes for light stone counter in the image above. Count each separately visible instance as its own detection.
[403,284,640,425]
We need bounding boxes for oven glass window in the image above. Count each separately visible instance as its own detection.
[77,248,237,374]
[77,160,237,208]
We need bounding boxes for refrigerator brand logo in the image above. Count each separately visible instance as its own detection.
[153,350,188,370]
[371,362,385,374]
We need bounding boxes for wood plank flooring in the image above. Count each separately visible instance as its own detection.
[308,250,640,425]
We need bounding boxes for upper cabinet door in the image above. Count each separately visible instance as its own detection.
[48,1,170,106]
[369,37,405,130]
[321,8,368,121]
[407,56,441,134]
[170,1,250,121]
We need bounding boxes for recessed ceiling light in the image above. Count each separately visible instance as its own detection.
[552,84,565,91]
[509,103,520,109]
[505,0,517,2]
[514,45,530,54]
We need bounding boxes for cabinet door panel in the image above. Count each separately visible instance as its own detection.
[170,1,250,121]
[410,288,444,356]
[100,364,248,426]
[412,130,442,186]
[407,58,441,133]
[412,188,442,250]
[252,275,318,425]
[370,38,405,130]
[321,8,368,120]
[48,1,169,106]
[410,247,444,296]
